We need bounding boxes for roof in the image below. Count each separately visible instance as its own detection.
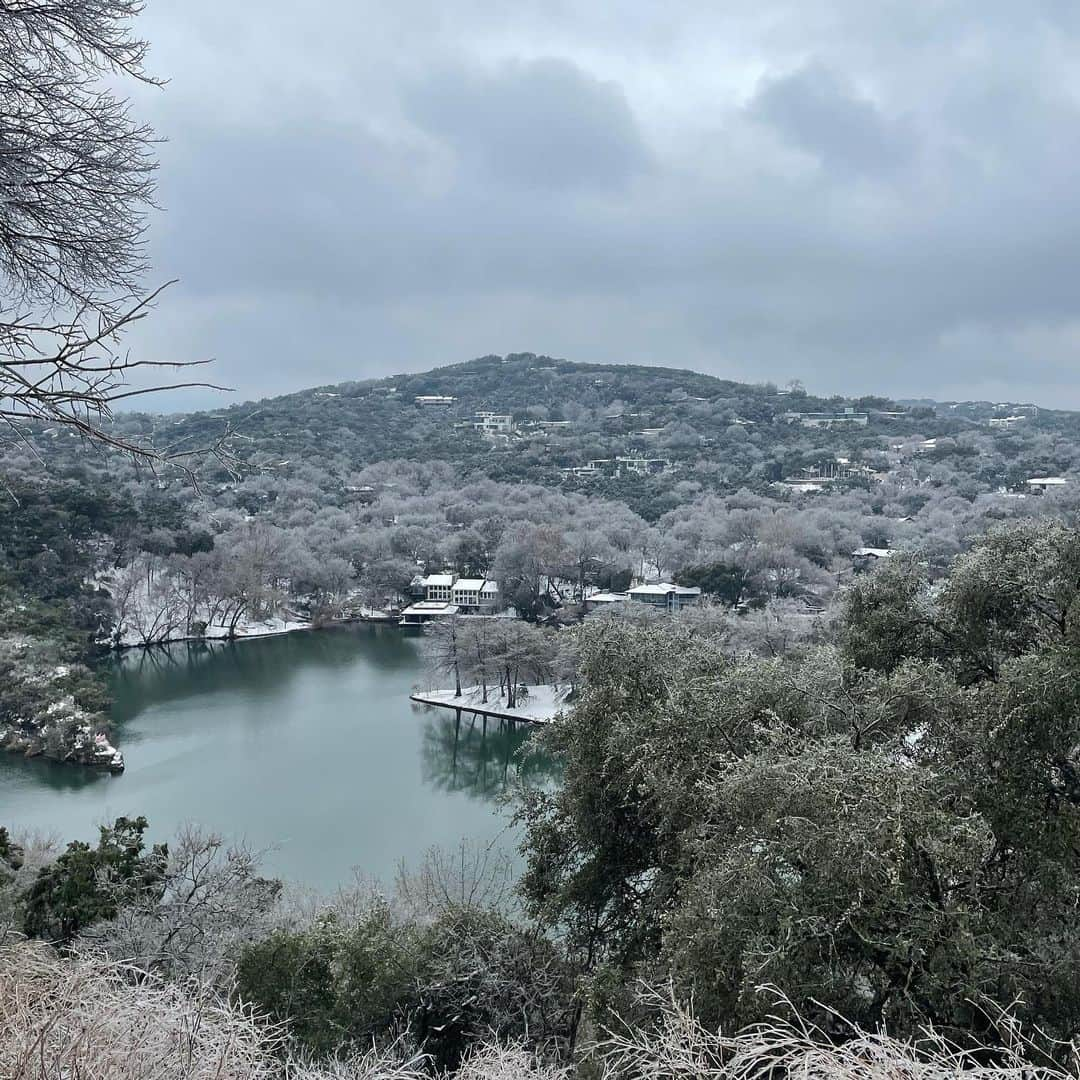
[1027,477,1068,485]
[586,591,628,603]
[452,578,485,590]
[422,574,455,587]
[400,601,460,616]
[628,583,702,596]
[852,548,895,558]
[481,581,500,593]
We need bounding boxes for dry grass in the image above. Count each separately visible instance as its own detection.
[0,941,280,1079]
[0,941,564,1079]
[10,940,1073,1080]
[598,986,1080,1080]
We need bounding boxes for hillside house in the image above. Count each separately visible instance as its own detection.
[583,591,628,612]
[473,412,514,435]
[1026,477,1069,493]
[415,395,457,406]
[615,455,671,476]
[852,547,896,571]
[783,408,869,428]
[627,583,702,612]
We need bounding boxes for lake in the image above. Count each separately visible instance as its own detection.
[0,626,552,891]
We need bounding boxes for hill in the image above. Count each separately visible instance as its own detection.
[99,353,1080,520]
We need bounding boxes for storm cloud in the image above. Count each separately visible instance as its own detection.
[121,1,1080,407]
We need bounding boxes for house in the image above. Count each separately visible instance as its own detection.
[626,583,702,612]
[989,415,1028,430]
[1026,477,1069,493]
[852,547,896,571]
[783,408,869,428]
[415,395,456,406]
[473,412,514,435]
[399,601,460,625]
[420,573,455,601]
[583,591,628,612]
[615,456,671,477]
[777,479,827,494]
[343,484,377,504]
[451,578,501,613]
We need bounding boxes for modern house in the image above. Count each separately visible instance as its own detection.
[1026,477,1069,493]
[626,583,702,612]
[415,395,457,406]
[473,412,514,435]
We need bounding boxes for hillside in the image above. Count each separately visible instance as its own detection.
[98,353,1080,520]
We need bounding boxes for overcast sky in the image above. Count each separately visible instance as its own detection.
[123,1,1080,409]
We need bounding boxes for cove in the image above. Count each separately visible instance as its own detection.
[0,625,553,892]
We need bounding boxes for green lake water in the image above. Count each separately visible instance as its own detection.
[0,626,551,891]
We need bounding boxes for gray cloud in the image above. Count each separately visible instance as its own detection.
[111,0,1080,410]
[748,64,916,177]
[406,58,649,191]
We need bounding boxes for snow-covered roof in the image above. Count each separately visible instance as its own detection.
[422,574,455,587]
[453,578,485,591]
[587,591,627,603]
[401,601,460,616]
[480,581,500,593]
[1027,476,1068,485]
[852,547,895,558]
[628,583,701,596]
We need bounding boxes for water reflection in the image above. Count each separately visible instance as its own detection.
[107,625,419,725]
[420,709,559,800]
[5,627,548,888]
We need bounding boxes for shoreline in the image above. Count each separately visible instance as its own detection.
[410,684,571,726]
[104,613,401,652]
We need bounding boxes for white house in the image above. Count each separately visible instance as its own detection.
[1026,477,1069,493]
[421,573,455,602]
[473,412,514,435]
[415,395,456,406]
[451,578,499,612]
[627,583,701,612]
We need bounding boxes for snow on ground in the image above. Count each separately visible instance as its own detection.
[410,684,572,725]
[109,611,313,649]
[200,615,311,642]
[97,568,314,648]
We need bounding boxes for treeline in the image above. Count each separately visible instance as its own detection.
[8,446,1080,650]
